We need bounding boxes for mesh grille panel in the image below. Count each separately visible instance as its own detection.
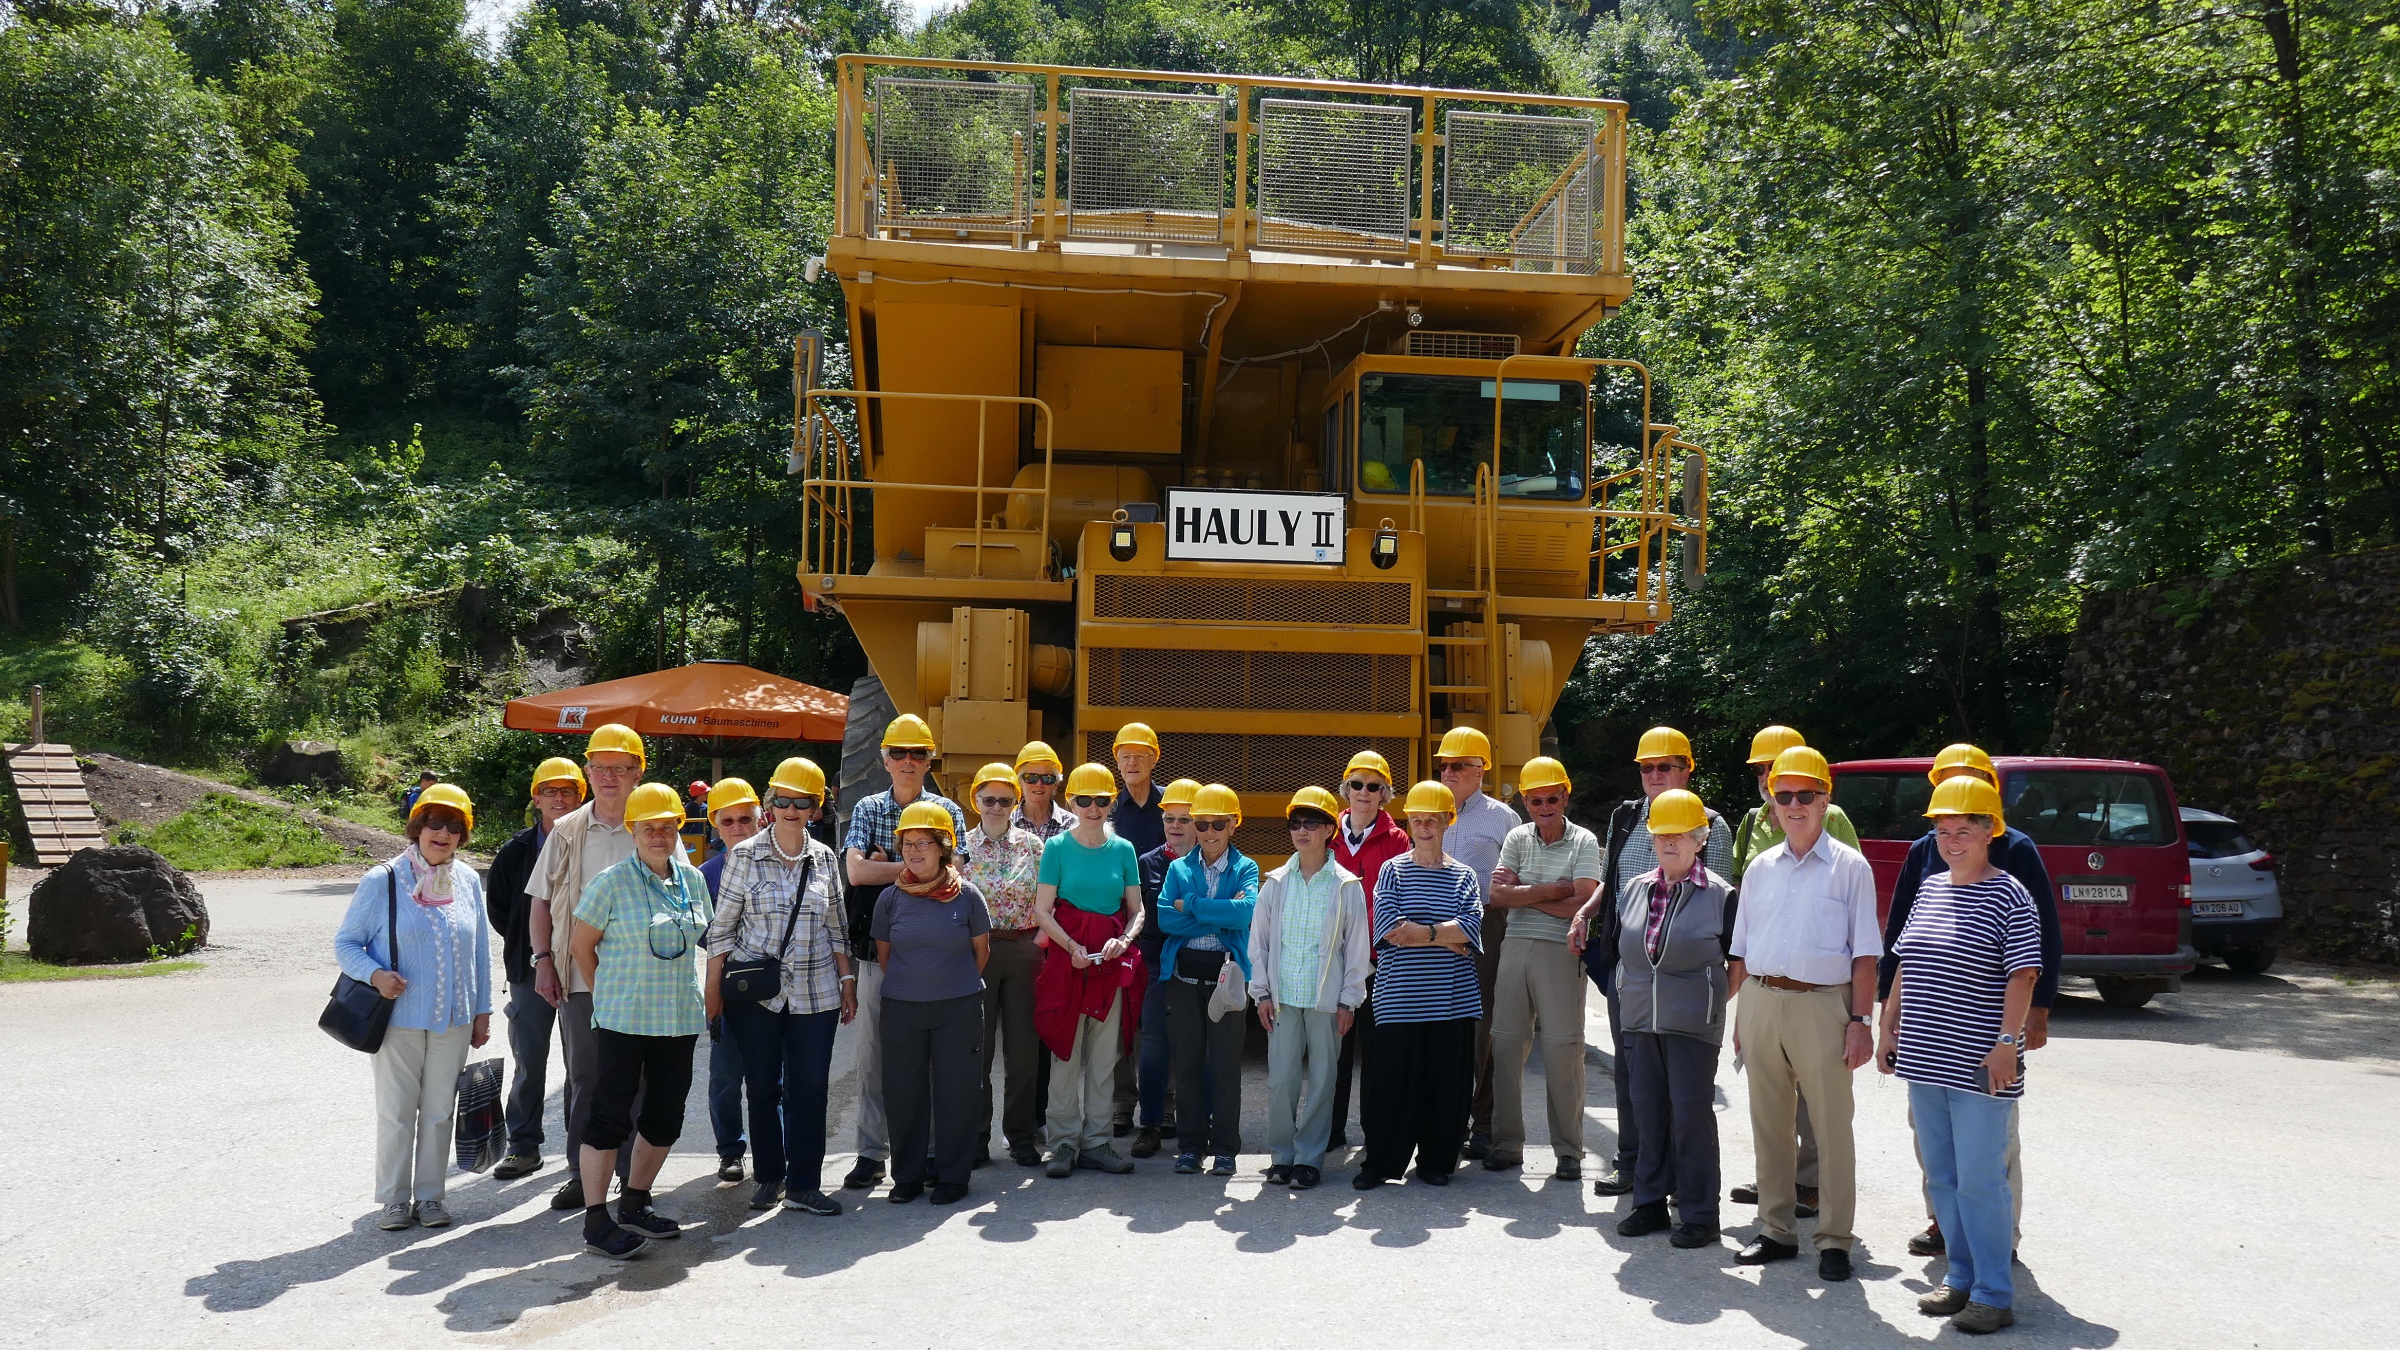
[1080,732,1417,797]
[1090,575,1413,626]
[1086,648,1414,713]
[872,77,1036,232]
[1442,110,1596,274]
[1256,99,1414,253]
[1067,89,1225,243]
[1403,331,1521,360]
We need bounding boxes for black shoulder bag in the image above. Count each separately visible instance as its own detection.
[723,856,814,1003]
[320,866,400,1053]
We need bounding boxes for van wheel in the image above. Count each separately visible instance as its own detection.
[2223,945,2278,976]
[2092,977,2155,1010]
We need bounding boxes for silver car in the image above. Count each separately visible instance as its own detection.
[2181,807,2282,974]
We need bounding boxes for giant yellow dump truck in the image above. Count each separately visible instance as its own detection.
[797,55,1705,858]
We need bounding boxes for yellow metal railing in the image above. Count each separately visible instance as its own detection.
[796,382,1058,584]
[831,53,1629,272]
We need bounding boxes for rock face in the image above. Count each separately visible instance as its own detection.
[2050,546,2400,964]
[27,847,210,964]
[263,739,348,788]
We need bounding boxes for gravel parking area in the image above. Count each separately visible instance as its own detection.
[3,874,2393,1348]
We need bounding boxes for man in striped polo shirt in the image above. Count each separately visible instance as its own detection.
[1485,757,1602,1179]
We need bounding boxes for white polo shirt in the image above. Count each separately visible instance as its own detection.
[1728,829,1882,986]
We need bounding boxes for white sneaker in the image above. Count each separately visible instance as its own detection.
[415,1200,452,1228]
[378,1202,415,1230]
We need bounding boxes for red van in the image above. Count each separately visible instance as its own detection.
[1829,756,2198,1008]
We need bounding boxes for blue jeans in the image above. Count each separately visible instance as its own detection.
[1910,1081,2017,1309]
[708,1019,745,1162]
[1136,976,1174,1127]
[723,1001,839,1192]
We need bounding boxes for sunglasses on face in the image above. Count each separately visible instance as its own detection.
[1437,761,1478,774]
[886,747,931,761]
[1192,819,1231,833]
[1772,790,1824,806]
[1019,772,1060,785]
[419,818,465,837]
[1070,794,1114,809]
[716,813,758,830]
[1287,815,1333,832]
[1639,761,1686,776]
[1344,779,1388,794]
[1523,792,1564,808]
[975,795,1016,810]
[767,794,819,811]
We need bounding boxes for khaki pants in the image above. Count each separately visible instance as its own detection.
[1489,935,1587,1158]
[373,1024,474,1205]
[1468,906,1509,1133]
[1737,983,1858,1250]
[1045,998,1122,1155]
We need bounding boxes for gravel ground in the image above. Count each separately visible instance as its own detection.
[2,875,2393,1350]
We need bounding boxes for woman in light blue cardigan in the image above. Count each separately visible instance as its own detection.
[1154,784,1258,1176]
[334,786,491,1230]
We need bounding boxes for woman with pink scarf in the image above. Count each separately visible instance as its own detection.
[334,783,493,1231]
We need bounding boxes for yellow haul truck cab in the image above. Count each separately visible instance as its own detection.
[797,55,1706,858]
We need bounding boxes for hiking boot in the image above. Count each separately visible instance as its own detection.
[414,1200,452,1229]
[493,1153,541,1180]
[717,1156,745,1183]
[842,1157,886,1190]
[1131,1126,1163,1159]
[1617,1200,1671,1237]
[1553,1156,1583,1181]
[550,1175,586,1211]
[1919,1285,1972,1317]
[1669,1223,1720,1249]
[1010,1140,1044,1167]
[378,1203,415,1231]
[1046,1146,1078,1179]
[1951,1303,2016,1334]
[1909,1221,1947,1256]
[1481,1147,1523,1172]
[749,1180,782,1211]
[1461,1131,1492,1161]
[1084,1145,1135,1174]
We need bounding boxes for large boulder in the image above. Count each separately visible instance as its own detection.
[263,739,348,788]
[27,846,209,964]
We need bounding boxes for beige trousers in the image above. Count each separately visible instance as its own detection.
[1737,983,1857,1250]
[1045,999,1123,1155]
[373,1024,474,1205]
[1489,935,1588,1158]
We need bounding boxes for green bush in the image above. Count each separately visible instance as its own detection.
[117,793,342,871]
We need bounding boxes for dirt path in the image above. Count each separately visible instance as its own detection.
[79,751,416,861]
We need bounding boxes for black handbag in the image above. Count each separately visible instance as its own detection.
[320,867,399,1053]
[723,856,813,1003]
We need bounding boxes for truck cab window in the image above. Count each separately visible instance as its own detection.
[1356,374,1588,501]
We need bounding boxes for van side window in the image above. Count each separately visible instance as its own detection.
[2005,771,2170,846]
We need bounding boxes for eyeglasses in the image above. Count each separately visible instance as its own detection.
[1070,794,1114,809]
[1344,779,1388,794]
[1018,772,1060,785]
[646,909,698,962]
[975,795,1016,810]
[1638,761,1687,776]
[1437,760,1480,774]
[885,747,931,761]
[767,794,819,811]
[1772,790,1824,806]
[1286,815,1333,831]
[715,813,758,830]
[1523,792,1564,808]
[586,763,636,776]
[1192,819,1231,833]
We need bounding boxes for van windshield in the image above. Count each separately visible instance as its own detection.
[1356,373,1587,500]
[1831,772,1935,841]
[2004,771,2173,847]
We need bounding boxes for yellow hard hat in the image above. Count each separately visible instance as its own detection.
[1924,774,2006,837]
[971,762,1020,800]
[1928,743,1998,786]
[585,722,646,768]
[1287,786,1341,820]
[1361,459,1398,491]
[1746,725,1807,766]
[531,756,587,800]
[1192,783,1242,823]
[1435,726,1491,765]
[1518,756,1572,794]
[1646,788,1708,835]
[1634,726,1693,763]
[1343,749,1394,784]
[706,778,758,820]
[1768,745,1832,791]
[767,756,827,800]
[1014,740,1063,774]
[1065,763,1117,799]
[881,713,935,750]
[1160,778,1203,809]
[897,798,958,844]
[408,782,476,832]
[1402,780,1457,818]
[1113,722,1160,756]
[623,781,684,824]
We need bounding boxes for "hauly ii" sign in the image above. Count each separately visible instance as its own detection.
[1163,488,1347,565]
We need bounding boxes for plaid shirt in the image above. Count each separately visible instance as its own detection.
[1010,804,1070,840]
[960,823,1045,930]
[705,829,849,1014]
[575,856,709,1037]
[845,789,969,860]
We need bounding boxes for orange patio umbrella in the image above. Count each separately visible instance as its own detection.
[504,660,847,746]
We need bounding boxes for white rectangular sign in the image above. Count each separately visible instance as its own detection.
[1164,488,1347,564]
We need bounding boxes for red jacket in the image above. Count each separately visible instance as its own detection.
[1334,809,1412,933]
[1033,902,1148,1059]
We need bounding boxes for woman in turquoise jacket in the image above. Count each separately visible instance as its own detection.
[1155,784,1258,1176]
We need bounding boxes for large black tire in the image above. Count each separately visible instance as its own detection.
[839,673,895,840]
[2092,976,2156,1010]
[2224,945,2279,976]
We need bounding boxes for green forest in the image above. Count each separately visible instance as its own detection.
[2,0,2395,826]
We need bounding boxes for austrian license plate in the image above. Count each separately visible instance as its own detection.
[2063,883,2130,904]
[2192,901,2244,917]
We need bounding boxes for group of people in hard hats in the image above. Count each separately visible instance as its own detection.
[338,715,2048,1334]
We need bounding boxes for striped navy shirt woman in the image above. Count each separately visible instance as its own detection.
[1891,873,2043,1097]
[1369,856,1483,1022]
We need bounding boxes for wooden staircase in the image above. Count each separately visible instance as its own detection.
[4,743,107,865]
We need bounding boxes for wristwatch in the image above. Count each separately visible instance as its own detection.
[533,952,552,964]
[1849,1013,1868,1025]
[1994,1033,2020,1047]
